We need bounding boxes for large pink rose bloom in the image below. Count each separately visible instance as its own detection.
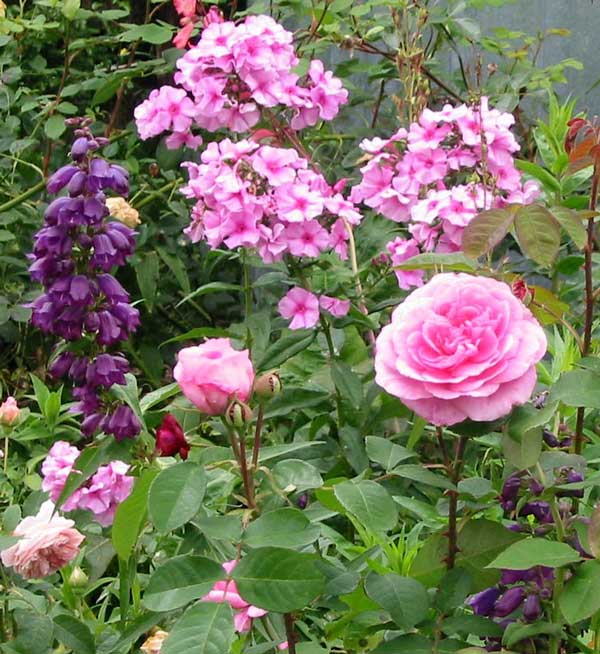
[174,338,255,415]
[1,501,84,579]
[375,273,547,426]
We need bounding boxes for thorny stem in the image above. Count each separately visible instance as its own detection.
[574,161,600,455]
[284,613,297,654]
[436,428,467,569]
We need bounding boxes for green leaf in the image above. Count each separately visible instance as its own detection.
[243,508,321,549]
[330,360,363,409]
[412,519,522,590]
[390,464,455,490]
[559,560,600,624]
[394,251,477,272]
[488,539,581,570]
[103,612,166,654]
[112,469,157,560]
[162,602,235,654]
[442,614,503,638]
[135,252,160,311]
[364,572,429,629]
[160,327,231,347]
[120,24,173,45]
[515,160,561,193]
[462,207,518,258]
[334,479,398,533]
[549,206,587,249]
[11,610,54,654]
[91,76,124,106]
[503,621,562,649]
[61,0,81,20]
[550,369,600,409]
[144,555,225,612]
[176,282,242,308]
[45,114,66,139]
[365,436,416,471]
[514,204,561,267]
[272,459,323,491]
[232,547,325,612]
[148,462,207,532]
[435,568,473,612]
[139,383,179,414]
[257,331,317,371]
[53,614,95,654]
[501,425,542,470]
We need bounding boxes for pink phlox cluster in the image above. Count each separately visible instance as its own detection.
[41,440,134,526]
[351,99,540,288]
[135,13,347,143]
[278,287,350,330]
[180,139,361,263]
[202,560,268,632]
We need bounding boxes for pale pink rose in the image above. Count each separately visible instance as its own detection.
[278,288,320,330]
[174,338,255,415]
[319,295,350,318]
[1,501,84,579]
[0,396,19,426]
[374,273,547,426]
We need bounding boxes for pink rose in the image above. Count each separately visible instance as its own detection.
[374,273,547,426]
[1,501,84,579]
[0,396,19,426]
[174,338,255,415]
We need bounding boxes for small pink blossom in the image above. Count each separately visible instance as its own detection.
[0,396,20,426]
[203,560,267,633]
[283,220,330,258]
[320,295,350,318]
[278,288,320,330]
[134,86,196,140]
[1,501,84,579]
[386,237,424,291]
[77,462,135,527]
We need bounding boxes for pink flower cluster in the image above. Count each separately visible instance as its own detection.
[41,441,134,527]
[180,139,361,262]
[203,560,267,633]
[350,99,539,289]
[134,12,347,145]
[278,287,350,330]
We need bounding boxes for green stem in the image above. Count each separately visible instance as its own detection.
[251,403,264,470]
[319,315,344,423]
[242,251,253,351]
[3,432,8,475]
[133,179,181,210]
[0,180,46,213]
[550,499,566,654]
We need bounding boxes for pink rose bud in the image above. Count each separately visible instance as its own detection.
[173,338,255,416]
[253,372,282,399]
[225,399,254,428]
[68,566,89,588]
[511,278,534,305]
[0,396,20,426]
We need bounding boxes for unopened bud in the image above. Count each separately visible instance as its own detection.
[225,399,253,427]
[0,397,19,426]
[511,279,534,306]
[68,566,88,588]
[253,372,282,399]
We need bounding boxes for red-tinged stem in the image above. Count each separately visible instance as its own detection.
[284,613,297,654]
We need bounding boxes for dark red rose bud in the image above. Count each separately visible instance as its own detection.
[155,414,190,459]
[511,279,534,305]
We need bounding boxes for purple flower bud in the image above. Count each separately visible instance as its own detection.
[542,429,560,448]
[468,587,501,617]
[86,353,129,388]
[501,569,531,585]
[47,164,78,193]
[97,274,129,303]
[69,356,89,384]
[493,587,526,618]
[71,137,91,160]
[523,593,542,622]
[103,404,141,440]
[520,501,554,524]
[67,170,87,196]
[529,477,544,495]
[500,474,521,511]
[49,351,76,378]
[296,493,308,509]
[96,310,122,345]
[81,412,105,436]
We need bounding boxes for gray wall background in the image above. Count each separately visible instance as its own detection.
[465,0,599,114]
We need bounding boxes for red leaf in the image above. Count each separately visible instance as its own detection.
[173,0,196,18]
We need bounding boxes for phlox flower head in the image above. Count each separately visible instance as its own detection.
[278,288,320,330]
